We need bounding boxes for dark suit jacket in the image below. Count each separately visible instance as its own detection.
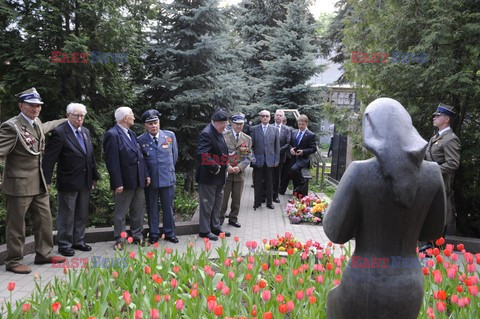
[250,124,280,167]
[103,124,148,190]
[196,123,229,185]
[43,122,99,192]
[290,129,317,169]
[276,124,291,163]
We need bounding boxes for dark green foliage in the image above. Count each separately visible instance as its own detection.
[338,0,480,236]
[142,0,246,191]
[262,0,325,130]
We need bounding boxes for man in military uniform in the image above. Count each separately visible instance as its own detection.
[138,110,179,244]
[220,113,252,228]
[425,103,461,236]
[0,87,67,274]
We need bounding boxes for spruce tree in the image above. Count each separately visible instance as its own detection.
[143,0,233,192]
[261,0,323,127]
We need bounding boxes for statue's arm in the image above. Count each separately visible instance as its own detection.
[419,170,446,241]
[323,162,358,244]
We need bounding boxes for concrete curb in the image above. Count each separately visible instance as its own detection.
[0,209,200,265]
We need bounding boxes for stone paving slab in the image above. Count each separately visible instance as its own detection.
[0,167,337,312]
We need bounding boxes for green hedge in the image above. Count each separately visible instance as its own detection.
[0,165,197,245]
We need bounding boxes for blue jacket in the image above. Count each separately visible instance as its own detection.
[103,124,148,190]
[138,130,178,188]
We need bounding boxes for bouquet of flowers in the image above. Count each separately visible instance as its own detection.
[264,232,325,255]
[285,193,329,224]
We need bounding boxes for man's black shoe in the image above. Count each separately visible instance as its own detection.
[273,197,280,203]
[59,248,75,257]
[419,243,433,253]
[267,204,274,209]
[72,244,92,252]
[228,221,241,228]
[165,236,179,244]
[212,229,231,237]
[199,232,218,241]
[149,237,159,244]
[253,204,261,211]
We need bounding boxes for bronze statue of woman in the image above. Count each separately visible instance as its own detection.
[323,98,446,319]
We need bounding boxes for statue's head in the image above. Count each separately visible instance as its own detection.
[362,98,427,207]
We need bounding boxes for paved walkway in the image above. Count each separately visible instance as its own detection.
[0,168,336,310]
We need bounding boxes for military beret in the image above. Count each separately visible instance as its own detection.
[211,109,228,122]
[141,109,160,123]
[230,113,245,124]
[433,103,457,118]
[17,87,44,104]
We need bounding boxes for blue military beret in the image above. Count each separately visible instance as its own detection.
[141,109,159,123]
[211,109,228,122]
[433,103,457,117]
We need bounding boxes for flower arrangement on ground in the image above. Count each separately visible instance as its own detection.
[286,193,329,224]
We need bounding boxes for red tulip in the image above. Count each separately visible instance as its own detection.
[21,303,31,313]
[275,275,283,283]
[436,301,446,312]
[296,290,304,300]
[171,278,178,288]
[175,299,185,310]
[261,263,268,271]
[309,296,317,304]
[278,303,287,313]
[258,279,267,288]
[144,266,151,274]
[7,282,15,292]
[135,310,143,319]
[457,243,465,251]
[214,305,223,316]
[261,290,271,301]
[120,231,127,239]
[276,293,284,303]
[51,301,61,314]
[127,236,134,244]
[123,291,131,305]
[286,300,294,312]
[263,312,273,319]
[150,308,159,319]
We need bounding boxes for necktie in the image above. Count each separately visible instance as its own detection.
[235,133,239,142]
[33,122,41,137]
[263,125,267,135]
[153,136,158,145]
[126,130,132,141]
[75,130,87,154]
[296,131,303,145]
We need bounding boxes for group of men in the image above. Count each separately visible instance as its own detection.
[0,86,461,273]
[196,109,317,241]
[0,88,179,273]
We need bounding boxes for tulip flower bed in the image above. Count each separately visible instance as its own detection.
[286,193,329,224]
[2,233,480,319]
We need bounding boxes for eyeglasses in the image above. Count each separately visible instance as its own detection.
[260,115,270,118]
[69,113,86,119]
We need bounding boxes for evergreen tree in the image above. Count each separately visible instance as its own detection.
[0,0,153,152]
[234,0,294,106]
[143,0,233,192]
[261,0,323,128]
[341,0,480,236]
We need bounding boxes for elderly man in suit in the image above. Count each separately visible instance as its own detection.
[196,109,232,241]
[0,87,67,274]
[272,110,291,202]
[251,110,280,210]
[43,103,100,257]
[138,110,179,244]
[419,104,461,253]
[220,113,252,228]
[289,115,317,197]
[103,107,150,250]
